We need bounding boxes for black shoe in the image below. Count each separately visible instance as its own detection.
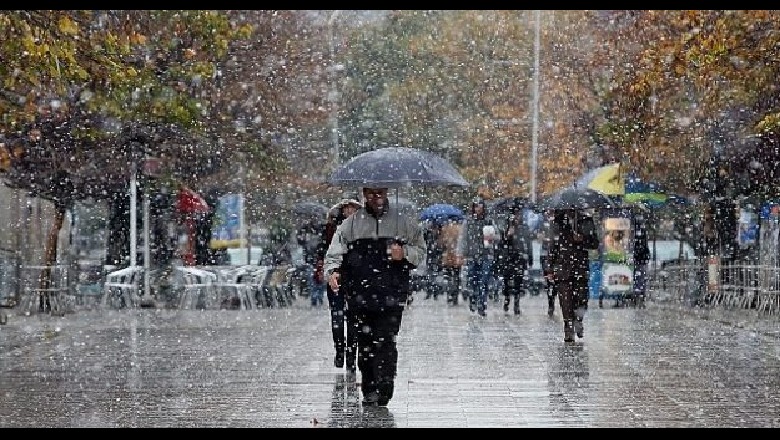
[564,322,575,342]
[478,309,486,317]
[503,300,509,312]
[514,306,520,315]
[574,319,584,338]
[469,302,476,312]
[362,391,380,406]
[334,352,344,368]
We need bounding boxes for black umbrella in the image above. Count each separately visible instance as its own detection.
[488,197,531,216]
[327,147,469,188]
[292,201,329,218]
[537,186,615,211]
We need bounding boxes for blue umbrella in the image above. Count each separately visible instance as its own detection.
[419,203,464,223]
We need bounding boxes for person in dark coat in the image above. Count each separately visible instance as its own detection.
[324,187,425,407]
[423,221,444,300]
[495,205,534,315]
[540,210,557,316]
[296,215,326,306]
[317,198,362,372]
[548,209,599,342]
[633,216,651,306]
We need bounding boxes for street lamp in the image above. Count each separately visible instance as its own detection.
[328,10,341,170]
[530,10,541,204]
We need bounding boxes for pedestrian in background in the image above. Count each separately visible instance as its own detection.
[633,215,651,307]
[495,204,534,315]
[457,198,498,317]
[547,209,599,342]
[423,221,444,300]
[324,187,425,407]
[317,198,362,372]
[540,210,557,316]
[439,218,464,305]
[296,215,326,307]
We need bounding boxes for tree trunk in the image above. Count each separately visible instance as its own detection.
[38,205,66,305]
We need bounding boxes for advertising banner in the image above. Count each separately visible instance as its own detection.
[601,216,633,295]
[737,208,759,249]
[210,193,244,249]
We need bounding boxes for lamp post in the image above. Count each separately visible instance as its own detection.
[530,10,541,204]
[328,10,341,170]
[130,162,137,269]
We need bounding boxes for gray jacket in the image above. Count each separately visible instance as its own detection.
[456,215,498,261]
[324,204,425,278]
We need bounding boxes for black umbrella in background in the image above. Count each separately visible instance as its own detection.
[292,201,329,219]
[488,197,532,216]
[537,186,614,211]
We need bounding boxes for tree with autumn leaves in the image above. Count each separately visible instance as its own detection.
[336,10,780,202]
[4,10,780,273]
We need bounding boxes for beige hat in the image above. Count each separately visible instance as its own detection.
[329,198,362,217]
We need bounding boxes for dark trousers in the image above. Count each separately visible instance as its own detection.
[633,262,647,297]
[351,307,404,401]
[443,266,461,303]
[501,258,527,311]
[546,278,556,308]
[327,284,358,365]
[425,263,443,299]
[501,256,527,296]
[554,276,589,323]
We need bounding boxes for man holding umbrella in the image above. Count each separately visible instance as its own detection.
[547,209,600,342]
[539,184,611,339]
[324,187,425,407]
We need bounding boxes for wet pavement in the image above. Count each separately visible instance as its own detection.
[2,292,780,428]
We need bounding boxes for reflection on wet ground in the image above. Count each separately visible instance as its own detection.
[1,295,780,427]
[327,375,395,428]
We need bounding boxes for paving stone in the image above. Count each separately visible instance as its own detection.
[1,294,780,427]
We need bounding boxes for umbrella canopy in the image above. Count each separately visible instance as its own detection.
[624,173,668,206]
[176,186,209,214]
[419,203,464,224]
[574,163,625,196]
[537,186,615,211]
[487,196,531,215]
[327,147,469,188]
[292,201,329,218]
[623,172,692,209]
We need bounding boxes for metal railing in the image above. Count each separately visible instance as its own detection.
[0,249,19,308]
[649,259,780,315]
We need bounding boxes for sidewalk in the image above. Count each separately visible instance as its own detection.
[2,293,780,427]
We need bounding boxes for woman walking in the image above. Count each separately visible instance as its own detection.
[317,198,362,372]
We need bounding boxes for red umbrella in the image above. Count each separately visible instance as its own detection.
[176,186,209,213]
[176,186,209,265]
